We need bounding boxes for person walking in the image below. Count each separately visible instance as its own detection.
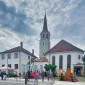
[1,71,3,80]
[19,72,21,82]
[27,71,30,81]
[30,71,34,81]
[24,72,28,84]
[34,71,39,85]
[50,71,53,80]
[47,71,50,81]
[41,71,44,82]
[3,71,6,80]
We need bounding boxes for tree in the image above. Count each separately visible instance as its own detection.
[44,64,57,77]
[82,55,85,78]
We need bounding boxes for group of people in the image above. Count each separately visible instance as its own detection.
[0,70,7,80]
[24,71,39,85]
[24,70,53,85]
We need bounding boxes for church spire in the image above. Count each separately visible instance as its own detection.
[43,10,48,32]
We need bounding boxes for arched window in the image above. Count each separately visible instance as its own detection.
[43,34,45,38]
[67,55,71,69]
[59,55,63,69]
[52,56,55,65]
[46,34,48,39]
[78,55,80,60]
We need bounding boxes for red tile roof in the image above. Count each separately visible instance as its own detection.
[45,39,84,54]
[33,57,48,62]
[28,57,48,64]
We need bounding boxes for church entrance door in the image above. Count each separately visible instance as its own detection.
[74,66,83,76]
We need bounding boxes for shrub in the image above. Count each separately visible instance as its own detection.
[60,73,64,81]
[9,73,14,77]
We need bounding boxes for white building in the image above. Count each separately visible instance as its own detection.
[0,42,36,73]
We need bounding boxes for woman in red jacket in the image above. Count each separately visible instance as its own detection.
[30,71,34,81]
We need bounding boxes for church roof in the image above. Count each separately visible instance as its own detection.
[43,12,48,32]
[0,46,37,58]
[45,39,84,54]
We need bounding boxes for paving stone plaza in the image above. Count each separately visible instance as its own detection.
[0,77,85,85]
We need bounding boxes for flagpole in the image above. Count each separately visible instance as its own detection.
[7,55,8,77]
[30,52,31,71]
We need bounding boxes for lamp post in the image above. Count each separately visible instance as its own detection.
[30,52,31,72]
[7,55,8,77]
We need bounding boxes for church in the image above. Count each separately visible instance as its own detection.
[32,12,84,75]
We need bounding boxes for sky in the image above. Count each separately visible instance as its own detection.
[0,0,85,57]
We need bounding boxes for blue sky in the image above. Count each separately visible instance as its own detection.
[0,0,85,57]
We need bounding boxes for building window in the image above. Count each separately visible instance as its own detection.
[2,64,5,67]
[59,55,63,69]
[78,55,80,60]
[1,54,5,60]
[52,56,55,65]
[43,34,45,38]
[15,64,18,69]
[43,43,44,45]
[8,54,11,59]
[8,64,11,68]
[28,56,30,59]
[67,55,71,69]
[46,34,48,39]
[14,53,18,59]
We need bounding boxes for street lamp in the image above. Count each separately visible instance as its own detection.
[7,54,8,77]
[30,52,31,71]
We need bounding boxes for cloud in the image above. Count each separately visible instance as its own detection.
[0,0,85,57]
[0,0,36,35]
[0,28,39,56]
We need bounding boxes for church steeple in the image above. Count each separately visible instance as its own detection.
[39,11,50,58]
[43,11,48,32]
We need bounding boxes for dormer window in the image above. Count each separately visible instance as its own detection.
[36,58,40,60]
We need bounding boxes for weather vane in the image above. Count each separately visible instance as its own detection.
[43,8,47,14]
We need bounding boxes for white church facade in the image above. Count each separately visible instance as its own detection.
[44,39,84,73]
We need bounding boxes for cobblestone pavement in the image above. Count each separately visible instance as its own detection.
[0,77,85,85]
[53,81,85,85]
[0,78,54,85]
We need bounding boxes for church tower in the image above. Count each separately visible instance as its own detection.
[39,12,50,58]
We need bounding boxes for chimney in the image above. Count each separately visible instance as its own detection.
[20,42,23,48]
[32,49,34,55]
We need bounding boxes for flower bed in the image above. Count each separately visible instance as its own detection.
[64,78,78,82]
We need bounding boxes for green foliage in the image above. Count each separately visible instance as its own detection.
[44,64,57,71]
[82,55,85,78]
[60,73,64,81]
[9,73,14,77]
[82,55,85,64]
[44,64,57,77]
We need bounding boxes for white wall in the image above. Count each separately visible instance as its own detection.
[0,51,35,73]
[0,52,19,72]
[45,51,84,73]
[33,61,49,71]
